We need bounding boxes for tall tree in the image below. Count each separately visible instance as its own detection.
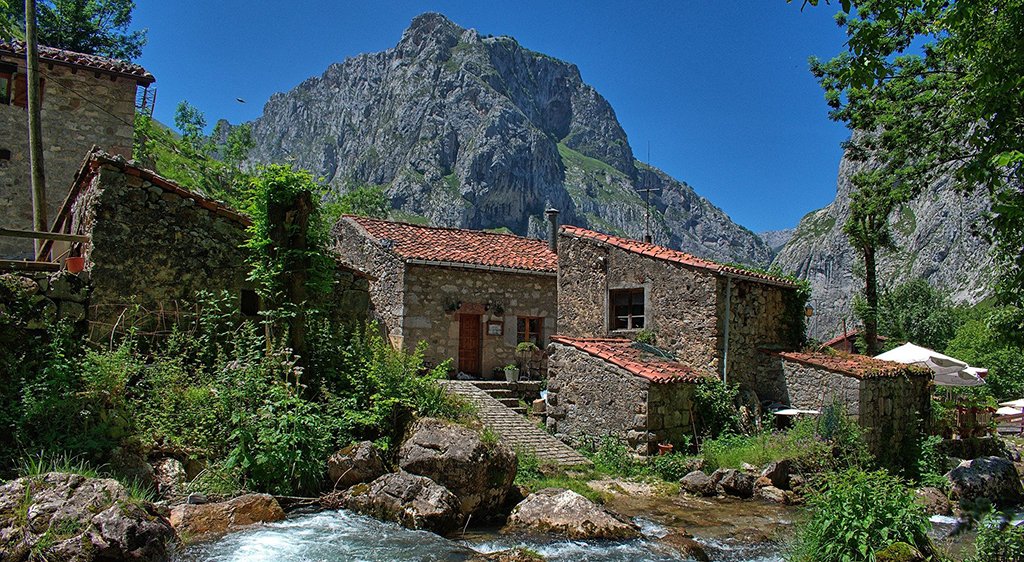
[1,0,145,60]
[795,0,1024,315]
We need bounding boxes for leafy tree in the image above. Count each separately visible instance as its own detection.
[946,308,1024,401]
[174,100,208,155]
[2,0,146,60]
[326,183,391,220]
[794,0,1024,310]
[877,279,965,351]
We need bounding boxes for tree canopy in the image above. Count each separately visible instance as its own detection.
[796,0,1023,311]
[1,0,146,61]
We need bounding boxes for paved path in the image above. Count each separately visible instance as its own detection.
[441,380,592,468]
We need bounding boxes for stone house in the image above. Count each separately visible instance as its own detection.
[0,41,154,259]
[52,150,367,338]
[770,350,932,457]
[333,216,557,377]
[546,336,711,454]
[556,225,801,402]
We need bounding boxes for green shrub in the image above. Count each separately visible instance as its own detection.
[788,468,933,562]
[692,378,741,439]
[968,510,1024,562]
[647,451,695,481]
[589,435,642,477]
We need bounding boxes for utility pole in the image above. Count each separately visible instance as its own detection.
[25,0,47,258]
[639,142,660,243]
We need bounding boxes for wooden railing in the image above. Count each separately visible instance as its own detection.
[0,227,90,272]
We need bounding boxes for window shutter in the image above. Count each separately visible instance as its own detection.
[12,74,44,108]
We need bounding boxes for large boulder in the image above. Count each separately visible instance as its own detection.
[152,457,187,499]
[679,471,716,497]
[0,472,174,561]
[713,468,755,498]
[399,418,517,518]
[760,460,793,490]
[342,472,462,534]
[946,456,1024,507]
[659,530,711,562]
[327,441,387,491]
[504,488,639,540]
[169,493,285,542]
[915,487,952,516]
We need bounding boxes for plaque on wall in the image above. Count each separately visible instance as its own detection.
[486,320,503,336]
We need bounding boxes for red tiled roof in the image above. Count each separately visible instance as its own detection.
[550,336,711,383]
[560,225,796,287]
[774,350,931,379]
[0,41,154,85]
[346,216,557,274]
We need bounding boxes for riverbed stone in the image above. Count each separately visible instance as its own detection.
[504,488,639,540]
[469,547,547,561]
[713,468,755,498]
[341,472,462,534]
[659,529,710,562]
[915,487,952,516]
[0,472,174,561]
[169,493,285,542]
[152,458,187,498]
[754,485,792,504]
[398,417,517,519]
[327,441,387,491]
[679,471,716,497]
[945,456,1024,507]
[760,460,793,490]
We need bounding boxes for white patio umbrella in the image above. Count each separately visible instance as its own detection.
[1000,398,1024,409]
[875,343,986,387]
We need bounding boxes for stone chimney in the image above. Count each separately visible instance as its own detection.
[545,208,560,254]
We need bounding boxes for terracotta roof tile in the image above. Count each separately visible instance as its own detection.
[551,336,712,383]
[0,40,154,84]
[773,350,931,379]
[560,225,796,287]
[346,216,557,273]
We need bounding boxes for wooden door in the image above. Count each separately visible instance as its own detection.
[458,314,482,376]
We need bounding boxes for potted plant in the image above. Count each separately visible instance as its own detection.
[65,256,85,274]
[503,364,519,383]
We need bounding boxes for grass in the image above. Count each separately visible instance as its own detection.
[17,451,157,504]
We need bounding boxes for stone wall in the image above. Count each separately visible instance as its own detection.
[781,357,931,458]
[648,382,697,452]
[546,342,651,453]
[72,164,252,337]
[556,232,720,373]
[0,271,88,334]
[0,55,139,258]
[402,264,556,376]
[332,219,406,347]
[717,277,792,402]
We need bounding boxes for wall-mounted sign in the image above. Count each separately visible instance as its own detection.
[487,320,504,336]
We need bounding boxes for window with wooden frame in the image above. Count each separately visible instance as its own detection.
[517,316,543,346]
[0,63,14,105]
[610,288,645,330]
[11,72,44,108]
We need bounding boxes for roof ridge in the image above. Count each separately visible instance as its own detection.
[0,40,154,84]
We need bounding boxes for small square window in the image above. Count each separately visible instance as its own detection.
[610,288,645,330]
[0,73,10,105]
[241,289,259,317]
[517,316,542,346]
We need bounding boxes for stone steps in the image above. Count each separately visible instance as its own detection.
[441,380,591,468]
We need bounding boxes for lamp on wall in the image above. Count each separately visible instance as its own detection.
[804,305,814,318]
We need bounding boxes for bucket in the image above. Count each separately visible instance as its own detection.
[65,256,85,274]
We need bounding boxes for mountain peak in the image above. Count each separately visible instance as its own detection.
[402,13,463,45]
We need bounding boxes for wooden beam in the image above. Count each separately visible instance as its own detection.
[0,228,90,243]
[0,259,60,272]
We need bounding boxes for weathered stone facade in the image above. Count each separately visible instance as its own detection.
[55,153,368,339]
[0,42,152,258]
[0,270,88,333]
[778,353,932,458]
[333,217,557,377]
[557,227,796,400]
[546,340,698,454]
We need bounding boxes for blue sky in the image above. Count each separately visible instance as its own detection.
[133,1,852,233]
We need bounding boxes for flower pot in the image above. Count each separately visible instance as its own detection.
[65,256,85,274]
[504,369,518,383]
[657,443,674,456]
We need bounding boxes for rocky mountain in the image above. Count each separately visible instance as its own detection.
[247,13,771,265]
[760,229,795,256]
[772,141,993,340]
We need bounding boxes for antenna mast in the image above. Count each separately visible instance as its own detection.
[639,141,660,243]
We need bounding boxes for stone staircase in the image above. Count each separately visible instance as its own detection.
[467,380,542,416]
[441,380,591,468]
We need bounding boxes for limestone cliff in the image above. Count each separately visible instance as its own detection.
[247,13,770,265]
[772,142,993,339]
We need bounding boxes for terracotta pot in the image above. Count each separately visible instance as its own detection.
[657,443,674,456]
[65,256,85,273]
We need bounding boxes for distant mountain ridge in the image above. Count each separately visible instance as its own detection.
[772,138,993,339]
[247,13,771,265]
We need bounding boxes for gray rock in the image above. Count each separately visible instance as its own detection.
[659,530,711,561]
[169,493,285,542]
[341,472,462,534]
[773,131,992,339]
[946,456,1024,507]
[915,486,952,516]
[398,417,517,519]
[679,470,716,497]
[247,13,771,266]
[504,488,639,540]
[713,468,755,498]
[0,472,174,561]
[760,460,793,490]
[754,485,791,504]
[152,457,187,498]
[327,441,387,491]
